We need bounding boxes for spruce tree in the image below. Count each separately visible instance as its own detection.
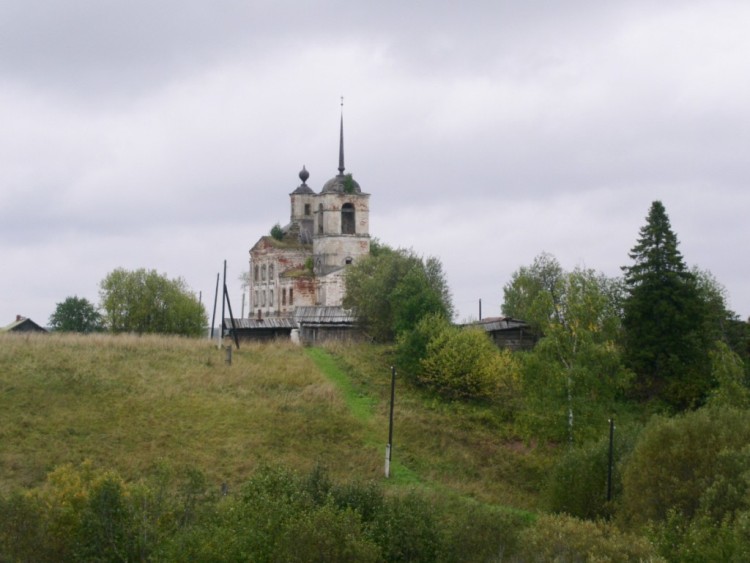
[622,201,712,408]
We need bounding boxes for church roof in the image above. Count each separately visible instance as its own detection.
[320,101,363,194]
[291,166,315,195]
[321,173,362,194]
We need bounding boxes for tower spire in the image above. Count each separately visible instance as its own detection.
[338,96,345,175]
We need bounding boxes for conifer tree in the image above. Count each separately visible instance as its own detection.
[622,201,712,408]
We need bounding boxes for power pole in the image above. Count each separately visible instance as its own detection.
[385,366,396,478]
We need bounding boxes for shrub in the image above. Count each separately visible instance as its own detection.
[544,423,641,520]
[270,223,284,241]
[418,324,520,404]
[517,513,660,562]
[369,492,442,562]
[394,313,451,384]
[621,407,750,528]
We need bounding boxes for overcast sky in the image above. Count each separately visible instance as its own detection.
[2,0,748,328]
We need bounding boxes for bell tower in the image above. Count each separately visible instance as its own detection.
[313,101,370,276]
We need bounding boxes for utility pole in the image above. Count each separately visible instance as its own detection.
[607,418,615,503]
[385,366,396,478]
[210,273,219,339]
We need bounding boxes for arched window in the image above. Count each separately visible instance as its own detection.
[270,289,274,307]
[269,264,274,280]
[261,264,266,281]
[282,288,287,306]
[318,204,324,234]
[254,264,259,281]
[341,203,355,235]
[289,288,294,305]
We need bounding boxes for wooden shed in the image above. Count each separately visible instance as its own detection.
[468,317,536,351]
[223,316,296,342]
[294,306,361,346]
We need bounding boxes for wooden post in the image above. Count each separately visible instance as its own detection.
[607,418,615,503]
[385,366,396,478]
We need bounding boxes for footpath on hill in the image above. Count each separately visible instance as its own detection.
[304,347,421,486]
[305,346,537,522]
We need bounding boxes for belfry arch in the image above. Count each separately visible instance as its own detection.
[341,203,355,234]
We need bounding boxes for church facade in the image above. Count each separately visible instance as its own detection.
[248,113,370,320]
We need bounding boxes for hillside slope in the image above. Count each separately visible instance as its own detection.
[0,333,547,510]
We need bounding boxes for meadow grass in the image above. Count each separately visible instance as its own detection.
[0,332,548,512]
[0,333,379,496]
[319,342,551,510]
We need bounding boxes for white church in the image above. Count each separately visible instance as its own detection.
[244,108,370,339]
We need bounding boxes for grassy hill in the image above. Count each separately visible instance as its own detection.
[0,332,548,510]
[2,333,673,561]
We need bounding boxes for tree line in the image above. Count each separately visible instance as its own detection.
[345,200,749,420]
[49,268,207,337]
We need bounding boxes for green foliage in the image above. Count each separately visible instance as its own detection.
[395,315,521,408]
[0,462,206,562]
[621,407,750,528]
[650,508,750,562]
[395,312,451,382]
[344,243,453,341]
[49,296,103,333]
[516,513,661,562]
[504,254,629,442]
[544,423,641,519]
[708,341,750,409]
[343,173,356,194]
[420,325,520,404]
[502,251,566,335]
[622,201,714,408]
[99,268,207,336]
[270,222,284,240]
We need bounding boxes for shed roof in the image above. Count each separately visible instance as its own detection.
[294,306,357,324]
[469,317,529,332]
[224,317,297,330]
[1,316,48,333]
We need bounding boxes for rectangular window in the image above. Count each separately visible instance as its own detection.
[289,288,294,305]
[282,288,287,306]
[304,203,311,216]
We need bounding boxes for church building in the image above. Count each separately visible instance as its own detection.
[248,110,370,321]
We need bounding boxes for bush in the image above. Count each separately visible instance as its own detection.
[621,407,750,528]
[544,423,641,520]
[418,324,520,404]
[517,513,660,562]
[437,500,532,562]
[369,493,442,562]
[395,313,451,384]
[270,223,284,241]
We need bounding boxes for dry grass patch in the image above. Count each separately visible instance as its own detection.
[0,333,377,494]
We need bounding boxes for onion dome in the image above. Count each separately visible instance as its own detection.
[291,165,315,194]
